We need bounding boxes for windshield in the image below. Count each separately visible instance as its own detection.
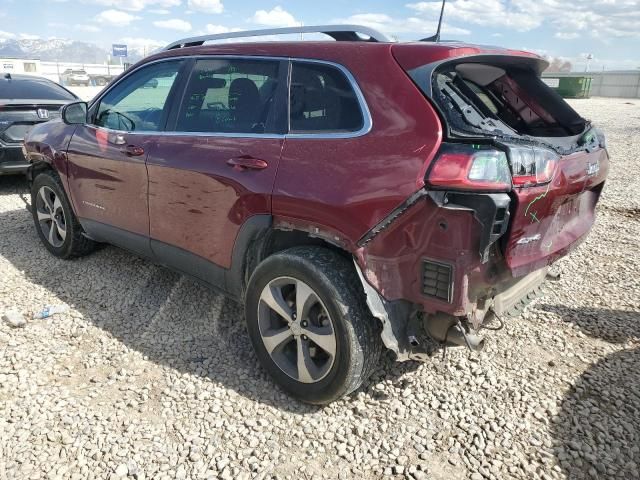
[1,78,77,101]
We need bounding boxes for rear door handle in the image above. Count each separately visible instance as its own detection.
[226,155,268,170]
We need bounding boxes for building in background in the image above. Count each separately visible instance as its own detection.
[1,57,124,86]
[1,57,41,75]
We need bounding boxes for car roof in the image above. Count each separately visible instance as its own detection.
[2,73,53,81]
[1,74,78,101]
[139,40,545,72]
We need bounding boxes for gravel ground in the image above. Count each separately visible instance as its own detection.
[1,97,639,480]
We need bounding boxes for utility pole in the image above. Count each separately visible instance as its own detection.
[585,53,593,73]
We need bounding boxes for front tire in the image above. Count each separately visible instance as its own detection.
[31,171,97,259]
[245,247,382,404]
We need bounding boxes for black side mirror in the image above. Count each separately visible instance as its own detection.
[61,101,88,125]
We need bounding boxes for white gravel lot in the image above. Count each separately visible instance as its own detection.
[1,97,639,480]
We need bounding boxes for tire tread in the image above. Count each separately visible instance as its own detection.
[31,170,97,259]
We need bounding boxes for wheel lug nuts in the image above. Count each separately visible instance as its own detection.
[302,335,308,340]
[292,313,297,320]
[301,321,307,327]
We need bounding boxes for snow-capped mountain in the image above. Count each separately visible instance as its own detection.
[0,38,147,63]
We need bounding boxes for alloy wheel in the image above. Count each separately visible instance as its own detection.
[257,277,337,383]
[35,186,67,248]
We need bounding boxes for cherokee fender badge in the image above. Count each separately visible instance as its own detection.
[516,233,541,245]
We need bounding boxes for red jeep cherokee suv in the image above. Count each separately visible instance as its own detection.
[24,26,608,404]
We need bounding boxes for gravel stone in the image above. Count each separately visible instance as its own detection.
[114,464,128,477]
[2,310,26,328]
[0,98,638,479]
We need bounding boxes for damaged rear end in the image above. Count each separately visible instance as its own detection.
[356,44,609,360]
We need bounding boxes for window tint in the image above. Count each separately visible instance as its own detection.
[0,78,76,101]
[289,62,364,133]
[175,58,280,134]
[94,60,182,132]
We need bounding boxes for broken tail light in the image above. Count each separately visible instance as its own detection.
[427,143,511,192]
[508,146,559,187]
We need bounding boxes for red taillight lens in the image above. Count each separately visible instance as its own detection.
[427,144,512,191]
[509,146,559,187]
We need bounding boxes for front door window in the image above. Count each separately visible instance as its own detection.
[94,60,183,132]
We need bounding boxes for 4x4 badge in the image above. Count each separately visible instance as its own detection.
[586,160,600,177]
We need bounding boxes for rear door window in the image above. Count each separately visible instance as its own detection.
[289,62,364,134]
[174,58,281,134]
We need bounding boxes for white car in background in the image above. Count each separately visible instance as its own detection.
[60,69,91,87]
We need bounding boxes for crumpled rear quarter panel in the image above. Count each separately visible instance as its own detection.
[356,195,506,316]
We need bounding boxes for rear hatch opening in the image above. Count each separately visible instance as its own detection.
[396,51,609,277]
[434,62,590,141]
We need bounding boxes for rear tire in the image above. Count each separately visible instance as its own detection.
[31,171,98,259]
[245,246,382,404]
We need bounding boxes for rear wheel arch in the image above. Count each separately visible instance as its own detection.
[226,216,355,300]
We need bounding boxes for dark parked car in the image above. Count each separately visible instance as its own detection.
[89,74,117,87]
[23,25,609,404]
[0,73,77,174]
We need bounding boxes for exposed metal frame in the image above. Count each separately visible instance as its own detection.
[87,54,373,140]
[163,24,391,50]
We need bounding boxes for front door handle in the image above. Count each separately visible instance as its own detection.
[226,155,268,171]
[122,144,145,157]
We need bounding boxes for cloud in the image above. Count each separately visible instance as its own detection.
[19,34,40,40]
[95,9,140,26]
[516,0,640,39]
[0,30,15,40]
[76,25,101,33]
[251,6,299,27]
[407,0,640,39]
[205,24,241,34]
[149,8,170,14]
[555,32,580,40]
[120,36,166,47]
[407,0,538,32]
[92,0,181,12]
[188,0,223,14]
[334,12,470,39]
[153,19,192,31]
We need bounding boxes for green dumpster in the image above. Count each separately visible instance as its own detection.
[543,76,593,98]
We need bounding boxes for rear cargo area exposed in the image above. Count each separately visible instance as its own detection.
[392,46,609,278]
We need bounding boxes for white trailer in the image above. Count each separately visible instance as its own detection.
[0,58,42,75]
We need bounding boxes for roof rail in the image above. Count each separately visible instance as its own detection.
[163,24,391,50]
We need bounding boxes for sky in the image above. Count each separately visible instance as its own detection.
[0,0,638,71]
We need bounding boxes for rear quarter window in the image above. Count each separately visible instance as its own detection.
[289,62,364,134]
